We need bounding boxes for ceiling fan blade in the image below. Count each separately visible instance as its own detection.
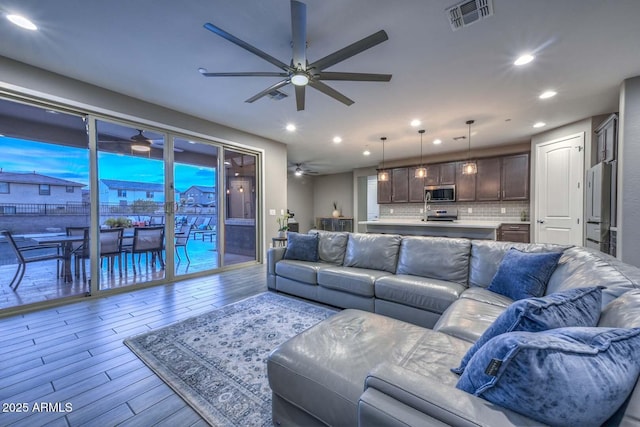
[200,71,289,78]
[291,0,307,70]
[309,30,389,71]
[318,71,392,82]
[295,85,306,111]
[203,23,290,72]
[245,79,290,103]
[308,80,354,106]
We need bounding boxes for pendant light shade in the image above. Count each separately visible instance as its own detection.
[377,137,389,182]
[461,120,477,175]
[414,129,427,178]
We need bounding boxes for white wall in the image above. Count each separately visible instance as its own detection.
[286,174,315,232]
[0,56,288,257]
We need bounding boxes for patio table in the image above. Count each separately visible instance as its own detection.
[32,235,84,283]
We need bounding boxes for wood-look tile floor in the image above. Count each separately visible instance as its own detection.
[0,264,267,426]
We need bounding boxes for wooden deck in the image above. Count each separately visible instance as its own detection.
[0,264,267,426]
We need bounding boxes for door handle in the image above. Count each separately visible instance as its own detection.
[537,219,545,224]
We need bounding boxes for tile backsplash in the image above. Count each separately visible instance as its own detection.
[379,201,530,221]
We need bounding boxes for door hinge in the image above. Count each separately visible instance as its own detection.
[577,182,580,189]
[577,218,580,224]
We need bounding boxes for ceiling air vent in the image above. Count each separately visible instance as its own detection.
[446,0,493,31]
[268,90,288,101]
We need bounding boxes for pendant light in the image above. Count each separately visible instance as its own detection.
[414,129,427,178]
[377,137,389,182]
[461,120,477,175]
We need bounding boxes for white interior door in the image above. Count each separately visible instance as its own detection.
[535,133,584,245]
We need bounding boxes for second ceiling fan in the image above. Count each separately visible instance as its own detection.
[199,0,392,111]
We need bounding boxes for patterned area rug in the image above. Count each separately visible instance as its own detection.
[124,292,336,426]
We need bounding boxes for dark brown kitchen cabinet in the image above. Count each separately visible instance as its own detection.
[476,157,501,201]
[455,161,476,202]
[498,223,530,243]
[377,172,392,204]
[391,167,409,203]
[408,167,426,202]
[595,113,617,163]
[501,153,529,201]
[425,162,456,186]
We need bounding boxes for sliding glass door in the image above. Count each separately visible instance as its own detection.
[173,137,219,276]
[96,119,166,290]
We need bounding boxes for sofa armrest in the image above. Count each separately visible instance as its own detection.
[361,364,546,427]
[266,247,286,290]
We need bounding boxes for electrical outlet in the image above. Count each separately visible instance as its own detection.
[280,209,285,215]
[269,209,276,216]
[390,209,394,214]
[501,208,506,214]
[467,208,473,214]
[419,208,424,214]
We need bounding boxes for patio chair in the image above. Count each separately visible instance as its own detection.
[192,217,213,240]
[0,230,64,291]
[124,226,165,274]
[175,224,192,263]
[100,228,124,276]
[66,226,90,282]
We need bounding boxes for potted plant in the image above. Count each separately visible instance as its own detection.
[277,214,289,238]
[104,217,132,228]
[332,201,341,218]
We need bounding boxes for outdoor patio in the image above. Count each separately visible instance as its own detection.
[0,234,242,311]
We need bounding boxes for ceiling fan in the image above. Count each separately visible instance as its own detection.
[99,130,183,152]
[290,162,319,176]
[198,0,392,111]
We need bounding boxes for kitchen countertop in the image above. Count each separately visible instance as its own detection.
[358,219,529,229]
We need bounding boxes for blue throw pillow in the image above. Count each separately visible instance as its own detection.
[487,248,563,300]
[456,327,640,427]
[283,232,319,262]
[451,286,602,374]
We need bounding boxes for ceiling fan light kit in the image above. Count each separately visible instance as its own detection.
[200,0,391,111]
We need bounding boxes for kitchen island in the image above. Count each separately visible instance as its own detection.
[358,219,507,240]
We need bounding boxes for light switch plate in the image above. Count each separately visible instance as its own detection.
[468,208,473,213]
[419,208,424,213]
[269,209,276,216]
[501,208,506,214]
[390,208,394,214]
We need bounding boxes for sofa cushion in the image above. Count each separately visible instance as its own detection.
[283,232,319,262]
[375,275,466,314]
[456,327,640,427]
[452,286,603,374]
[599,289,640,328]
[318,266,390,297]
[396,237,471,285]
[459,288,513,308]
[275,260,326,285]
[487,248,563,300]
[468,240,568,289]
[433,298,508,343]
[343,233,401,273]
[313,230,349,265]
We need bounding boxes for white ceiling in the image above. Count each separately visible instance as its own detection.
[0,0,639,175]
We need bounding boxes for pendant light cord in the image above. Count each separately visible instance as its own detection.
[419,129,425,166]
[380,136,387,169]
[466,120,474,159]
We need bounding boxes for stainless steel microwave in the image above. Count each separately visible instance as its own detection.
[425,185,456,202]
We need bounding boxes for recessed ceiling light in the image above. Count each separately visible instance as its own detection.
[533,122,546,128]
[514,54,535,66]
[333,136,342,144]
[432,139,442,145]
[285,123,296,132]
[6,14,38,31]
[410,119,421,127]
[363,148,371,156]
[539,90,557,99]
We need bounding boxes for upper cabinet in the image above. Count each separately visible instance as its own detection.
[455,161,476,202]
[476,157,501,201]
[408,167,426,203]
[595,113,618,164]
[377,172,392,204]
[501,153,530,201]
[391,168,409,203]
[425,162,456,186]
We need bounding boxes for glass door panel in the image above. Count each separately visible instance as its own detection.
[0,98,90,311]
[223,149,257,265]
[96,120,165,290]
[173,137,219,276]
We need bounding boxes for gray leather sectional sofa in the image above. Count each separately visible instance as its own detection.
[266,231,640,426]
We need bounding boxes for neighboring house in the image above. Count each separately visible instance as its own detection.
[181,185,216,206]
[0,170,85,205]
[98,179,164,205]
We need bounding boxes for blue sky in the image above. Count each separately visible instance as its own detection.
[0,136,215,192]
